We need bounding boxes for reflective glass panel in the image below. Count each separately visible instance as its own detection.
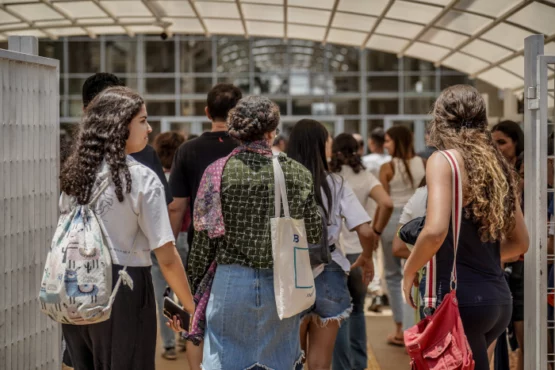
[68,41,100,73]
[145,40,175,73]
[106,39,137,73]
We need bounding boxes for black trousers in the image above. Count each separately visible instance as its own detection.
[459,304,512,370]
[62,265,157,370]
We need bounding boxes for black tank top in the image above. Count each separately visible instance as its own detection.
[433,208,512,307]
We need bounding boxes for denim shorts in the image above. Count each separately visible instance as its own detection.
[303,261,352,325]
[202,264,303,370]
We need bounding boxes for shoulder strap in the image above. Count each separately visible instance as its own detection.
[273,156,290,218]
[423,150,462,313]
[438,150,463,290]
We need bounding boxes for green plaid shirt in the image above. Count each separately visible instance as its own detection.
[188,152,322,292]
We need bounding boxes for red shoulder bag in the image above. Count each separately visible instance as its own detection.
[403,150,475,370]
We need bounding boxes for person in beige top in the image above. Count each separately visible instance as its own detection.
[378,125,425,347]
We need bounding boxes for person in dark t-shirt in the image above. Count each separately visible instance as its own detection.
[169,84,241,248]
[81,73,172,205]
[168,83,241,369]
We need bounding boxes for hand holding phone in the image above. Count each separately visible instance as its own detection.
[163,297,191,333]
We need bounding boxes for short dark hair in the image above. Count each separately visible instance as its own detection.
[369,127,385,147]
[82,73,124,108]
[207,84,242,122]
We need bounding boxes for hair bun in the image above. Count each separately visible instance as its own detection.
[227,96,280,142]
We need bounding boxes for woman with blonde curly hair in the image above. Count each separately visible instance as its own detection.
[402,85,529,370]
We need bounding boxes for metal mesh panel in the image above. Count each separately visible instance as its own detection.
[0,49,60,370]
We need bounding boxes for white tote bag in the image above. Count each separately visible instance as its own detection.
[271,157,316,320]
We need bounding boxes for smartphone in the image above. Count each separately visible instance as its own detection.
[163,297,191,332]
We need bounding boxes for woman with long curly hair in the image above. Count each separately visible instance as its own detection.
[330,133,393,369]
[379,125,426,346]
[402,85,529,370]
[60,86,194,370]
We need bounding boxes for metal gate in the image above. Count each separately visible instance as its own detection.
[524,34,555,370]
[0,37,60,369]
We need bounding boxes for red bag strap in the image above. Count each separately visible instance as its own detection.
[423,150,463,311]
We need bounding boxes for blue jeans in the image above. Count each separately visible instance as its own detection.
[303,261,352,325]
[151,232,189,349]
[333,253,367,370]
[382,207,404,324]
[202,264,303,370]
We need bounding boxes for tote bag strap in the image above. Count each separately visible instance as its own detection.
[423,150,463,313]
[273,156,290,218]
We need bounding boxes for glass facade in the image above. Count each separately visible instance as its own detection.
[31,35,473,138]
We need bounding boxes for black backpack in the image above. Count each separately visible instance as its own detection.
[308,206,331,268]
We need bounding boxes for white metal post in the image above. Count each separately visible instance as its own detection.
[523,34,546,370]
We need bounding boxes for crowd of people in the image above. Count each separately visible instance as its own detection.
[56,72,530,370]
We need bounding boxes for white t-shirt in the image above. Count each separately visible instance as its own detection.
[60,157,175,267]
[337,165,381,255]
[315,174,371,275]
[399,186,428,225]
[362,153,391,178]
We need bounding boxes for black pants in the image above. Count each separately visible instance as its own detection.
[459,304,512,370]
[62,265,157,370]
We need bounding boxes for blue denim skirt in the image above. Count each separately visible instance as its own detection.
[202,264,304,370]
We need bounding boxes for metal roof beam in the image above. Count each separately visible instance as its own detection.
[397,0,460,57]
[360,0,395,50]
[0,3,57,39]
[89,0,135,37]
[435,0,533,67]
[284,0,288,41]
[235,0,248,39]
[322,0,340,45]
[477,33,555,83]
[187,0,209,37]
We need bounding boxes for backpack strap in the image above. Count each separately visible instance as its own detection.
[77,161,141,319]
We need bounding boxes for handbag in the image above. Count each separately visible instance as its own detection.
[404,150,475,370]
[399,215,426,247]
[271,156,316,320]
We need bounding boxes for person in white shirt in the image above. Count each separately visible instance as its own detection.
[379,125,425,347]
[59,87,194,370]
[362,128,392,178]
[287,119,377,370]
[392,185,428,333]
[329,133,394,370]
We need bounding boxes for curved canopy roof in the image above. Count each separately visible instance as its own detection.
[1,0,554,91]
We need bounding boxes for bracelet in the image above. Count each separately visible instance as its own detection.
[373,227,382,236]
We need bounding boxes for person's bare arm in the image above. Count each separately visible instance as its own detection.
[404,153,451,277]
[351,222,377,285]
[154,242,195,313]
[379,162,393,194]
[402,153,451,307]
[168,197,188,239]
[369,184,393,233]
[393,225,412,259]
[500,200,529,261]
